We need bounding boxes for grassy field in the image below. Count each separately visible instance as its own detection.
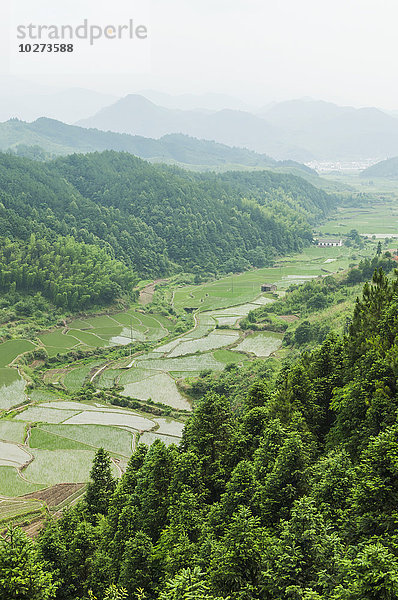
[29,428,92,451]
[0,340,36,368]
[0,466,45,497]
[318,202,398,237]
[172,246,361,311]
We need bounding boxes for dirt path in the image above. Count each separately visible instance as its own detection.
[90,363,109,383]
[139,279,167,306]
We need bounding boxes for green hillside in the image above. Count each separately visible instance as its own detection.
[0,151,335,282]
[360,156,398,178]
[0,117,280,168]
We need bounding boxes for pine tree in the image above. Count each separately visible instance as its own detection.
[86,448,116,517]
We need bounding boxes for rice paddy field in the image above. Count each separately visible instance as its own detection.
[0,230,379,508]
[0,396,185,499]
[0,308,174,369]
[0,368,27,410]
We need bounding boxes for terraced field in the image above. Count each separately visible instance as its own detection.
[0,241,376,507]
[0,368,27,410]
[0,397,185,498]
[0,308,174,370]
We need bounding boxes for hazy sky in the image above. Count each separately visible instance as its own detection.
[2,0,398,109]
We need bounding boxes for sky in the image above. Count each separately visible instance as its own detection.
[1,0,398,109]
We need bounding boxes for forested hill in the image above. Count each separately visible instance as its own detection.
[0,151,335,284]
[360,156,398,178]
[0,117,281,169]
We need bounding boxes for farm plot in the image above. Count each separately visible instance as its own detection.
[29,428,92,451]
[0,339,36,368]
[0,466,44,497]
[62,410,155,431]
[0,368,27,410]
[63,362,104,391]
[173,245,357,312]
[24,449,115,486]
[38,332,80,356]
[0,440,31,468]
[0,496,44,521]
[167,331,240,358]
[153,418,185,437]
[28,389,63,403]
[0,421,26,443]
[213,349,246,365]
[38,424,135,457]
[318,203,398,236]
[15,406,80,424]
[121,372,191,411]
[234,332,283,357]
[135,353,225,373]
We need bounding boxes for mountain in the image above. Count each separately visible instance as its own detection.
[0,77,118,123]
[260,99,398,161]
[77,95,311,160]
[0,151,334,282]
[0,118,318,175]
[78,94,398,162]
[360,156,398,178]
[0,118,282,169]
[138,90,254,112]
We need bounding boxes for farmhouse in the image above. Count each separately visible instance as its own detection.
[315,238,343,247]
[261,283,277,292]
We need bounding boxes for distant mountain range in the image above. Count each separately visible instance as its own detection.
[0,117,316,173]
[0,78,117,124]
[360,157,398,178]
[2,80,398,163]
[77,96,398,162]
[77,94,309,161]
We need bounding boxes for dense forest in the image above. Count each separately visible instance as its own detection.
[3,269,398,600]
[0,151,335,311]
[0,235,136,309]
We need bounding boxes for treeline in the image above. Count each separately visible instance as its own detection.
[0,235,136,310]
[4,269,398,599]
[0,151,336,279]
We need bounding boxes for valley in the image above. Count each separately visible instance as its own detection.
[0,226,378,522]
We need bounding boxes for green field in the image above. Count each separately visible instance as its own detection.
[318,202,398,237]
[121,372,191,410]
[0,466,45,497]
[39,424,135,457]
[0,421,26,443]
[234,332,283,357]
[0,368,27,410]
[24,449,110,486]
[29,428,92,451]
[172,246,357,312]
[0,340,36,368]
